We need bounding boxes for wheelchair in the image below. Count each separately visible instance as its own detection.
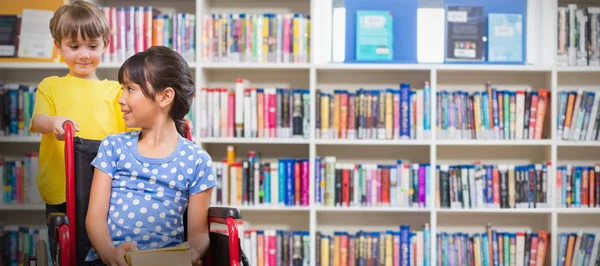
[24,121,249,266]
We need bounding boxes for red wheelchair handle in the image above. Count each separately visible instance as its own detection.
[63,121,77,266]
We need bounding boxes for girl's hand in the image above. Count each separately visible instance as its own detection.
[101,242,138,266]
[179,242,202,265]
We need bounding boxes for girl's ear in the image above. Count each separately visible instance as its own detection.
[158,87,175,108]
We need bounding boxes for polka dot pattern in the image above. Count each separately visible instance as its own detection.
[87,131,216,262]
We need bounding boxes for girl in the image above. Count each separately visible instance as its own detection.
[86,46,214,266]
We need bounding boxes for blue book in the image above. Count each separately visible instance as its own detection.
[575,167,581,207]
[356,10,393,61]
[488,13,523,62]
[424,225,430,266]
[315,156,322,204]
[400,83,410,139]
[264,166,271,204]
[278,159,286,204]
[492,231,500,266]
[423,84,431,134]
[486,165,493,205]
[400,225,410,266]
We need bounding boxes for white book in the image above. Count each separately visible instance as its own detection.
[416,231,424,266]
[568,4,578,66]
[235,79,248,137]
[199,89,207,138]
[212,89,221,137]
[206,89,213,137]
[461,166,470,208]
[569,89,584,140]
[585,97,600,141]
[571,231,583,266]
[401,163,411,208]
[589,233,600,266]
[476,167,486,208]
[243,92,251,138]
[516,91,525,140]
[577,10,589,66]
[516,233,525,266]
[254,162,260,205]
[276,14,283,63]
[508,164,516,209]
[256,15,263,63]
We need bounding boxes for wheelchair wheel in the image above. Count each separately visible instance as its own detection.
[35,240,49,266]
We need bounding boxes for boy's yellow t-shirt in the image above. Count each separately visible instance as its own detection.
[30,74,127,205]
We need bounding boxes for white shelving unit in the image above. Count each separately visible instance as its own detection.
[1,0,600,265]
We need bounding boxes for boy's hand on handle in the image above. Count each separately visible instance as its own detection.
[102,242,138,266]
[53,116,79,140]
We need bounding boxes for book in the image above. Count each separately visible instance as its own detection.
[125,246,191,266]
[445,5,485,61]
[355,10,393,61]
[487,13,523,62]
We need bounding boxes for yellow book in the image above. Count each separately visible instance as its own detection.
[263,16,269,63]
[321,94,330,137]
[293,16,300,62]
[322,236,330,266]
[125,246,191,266]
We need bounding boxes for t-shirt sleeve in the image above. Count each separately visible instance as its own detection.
[91,136,118,178]
[30,78,56,133]
[189,150,216,196]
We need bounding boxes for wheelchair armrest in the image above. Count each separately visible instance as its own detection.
[47,212,70,227]
[208,207,241,220]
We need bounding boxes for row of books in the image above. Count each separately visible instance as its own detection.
[316,83,432,140]
[557,90,600,141]
[557,5,600,67]
[237,227,310,266]
[314,157,431,208]
[437,224,548,266]
[198,79,310,139]
[436,163,549,210]
[0,225,47,266]
[0,84,36,137]
[316,224,431,266]
[557,232,600,266]
[1,155,42,205]
[556,164,600,208]
[201,13,310,64]
[437,85,549,140]
[209,147,310,207]
[100,6,196,63]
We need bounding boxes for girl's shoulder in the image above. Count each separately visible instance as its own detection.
[100,131,140,147]
[178,137,213,164]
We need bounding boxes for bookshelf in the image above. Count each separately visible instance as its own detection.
[1,0,600,265]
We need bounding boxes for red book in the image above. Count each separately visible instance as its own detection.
[381,167,390,205]
[341,233,348,266]
[528,93,539,140]
[493,169,500,207]
[528,234,538,266]
[342,168,350,206]
[257,89,265,138]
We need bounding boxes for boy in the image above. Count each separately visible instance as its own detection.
[29,0,127,257]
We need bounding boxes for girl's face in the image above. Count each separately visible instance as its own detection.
[118,80,160,129]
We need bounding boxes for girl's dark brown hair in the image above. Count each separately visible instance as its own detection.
[118,46,195,137]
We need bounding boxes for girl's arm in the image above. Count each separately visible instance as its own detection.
[187,187,213,265]
[86,168,136,266]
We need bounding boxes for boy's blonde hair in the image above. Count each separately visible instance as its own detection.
[49,0,110,45]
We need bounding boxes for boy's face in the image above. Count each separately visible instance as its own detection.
[55,34,107,80]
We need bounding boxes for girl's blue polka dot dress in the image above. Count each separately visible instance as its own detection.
[85,131,216,261]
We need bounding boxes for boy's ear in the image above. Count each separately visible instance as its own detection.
[54,40,62,55]
[103,39,110,53]
[158,87,175,108]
